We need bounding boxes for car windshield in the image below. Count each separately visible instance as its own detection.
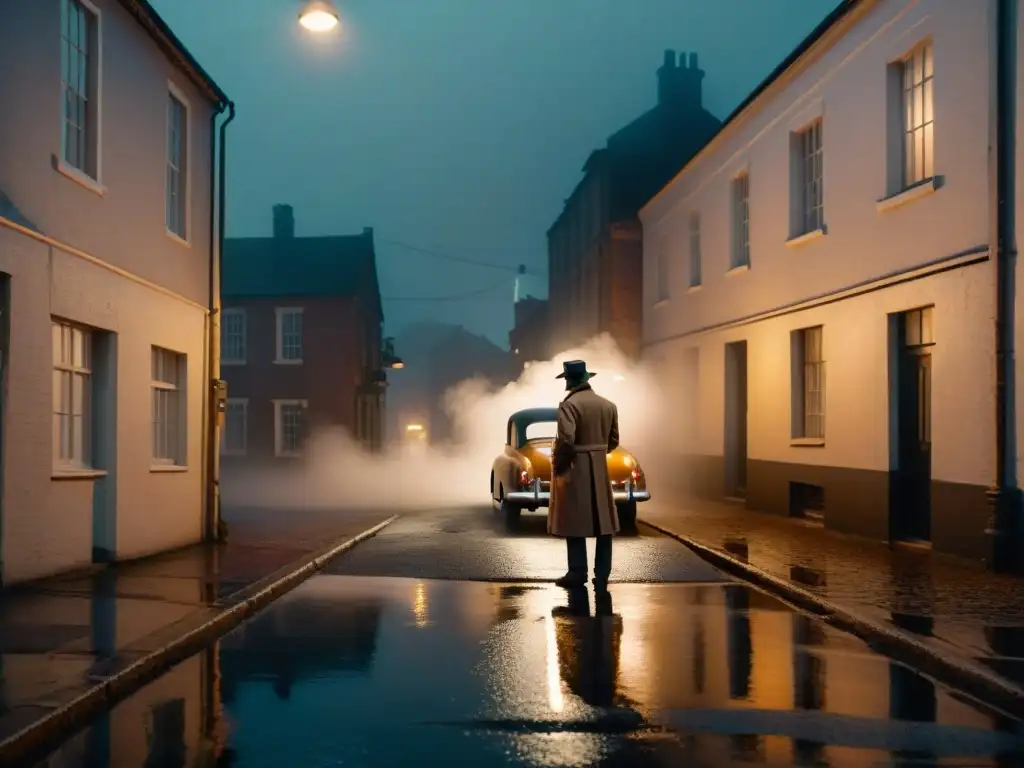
[524,421,556,442]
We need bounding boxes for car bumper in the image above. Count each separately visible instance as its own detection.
[505,479,650,505]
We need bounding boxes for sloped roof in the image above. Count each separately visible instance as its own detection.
[222,233,379,308]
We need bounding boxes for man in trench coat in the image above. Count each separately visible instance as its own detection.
[548,359,620,589]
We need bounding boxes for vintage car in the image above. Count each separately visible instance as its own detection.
[490,407,649,527]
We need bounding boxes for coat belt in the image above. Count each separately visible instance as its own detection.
[572,443,608,453]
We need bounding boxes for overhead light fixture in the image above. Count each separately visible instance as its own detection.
[298,0,340,32]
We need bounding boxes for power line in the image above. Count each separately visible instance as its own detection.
[383,277,511,303]
[377,236,545,277]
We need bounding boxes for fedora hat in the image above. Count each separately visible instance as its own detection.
[555,359,597,381]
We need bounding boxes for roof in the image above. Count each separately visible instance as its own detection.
[642,0,859,215]
[222,232,381,311]
[510,407,558,425]
[116,0,229,107]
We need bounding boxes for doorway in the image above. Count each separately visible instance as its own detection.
[891,307,933,543]
[724,341,748,498]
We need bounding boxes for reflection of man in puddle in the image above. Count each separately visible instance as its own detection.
[551,587,629,708]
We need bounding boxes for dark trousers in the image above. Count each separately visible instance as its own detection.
[566,535,612,580]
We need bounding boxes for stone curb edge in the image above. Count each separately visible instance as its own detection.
[640,518,1024,721]
[0,515,398,766]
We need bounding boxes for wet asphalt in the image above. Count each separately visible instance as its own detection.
[35,506,1024,767]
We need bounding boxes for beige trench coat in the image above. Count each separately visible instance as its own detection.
[547,383,620,538]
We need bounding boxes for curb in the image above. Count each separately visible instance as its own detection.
[0,515,398,766]
[641,517,1024,721]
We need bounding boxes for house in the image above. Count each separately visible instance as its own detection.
[547,51,721,359]
[641,0,1024,566]
[220,205,396,467]
[509,296,549,375]
[0,0,231,584]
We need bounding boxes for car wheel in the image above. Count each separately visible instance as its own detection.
[501,496,521,527]
[617,501,638,530]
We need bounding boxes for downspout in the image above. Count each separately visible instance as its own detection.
[986,0,1022,572]
[204,100,235,542]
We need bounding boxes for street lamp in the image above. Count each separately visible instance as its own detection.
[298,0,340,32]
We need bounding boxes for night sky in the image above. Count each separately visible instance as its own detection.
[151,0,836,346]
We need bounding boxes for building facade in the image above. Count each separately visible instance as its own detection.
[548,51,721,359]
[509,296,549,374]
[220,205,393,468]
[641,0,1008,562]
[0,0,229,584]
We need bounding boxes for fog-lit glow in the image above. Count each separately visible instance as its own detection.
[406,423,424,432]
[298,1,339,32]
[219,333,689,512]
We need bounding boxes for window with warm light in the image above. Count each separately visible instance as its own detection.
[60,0,100,180]
[151,346,186,466]
[275,307,303,363]
[688,212,702,288]
[731,172,750,269]
[52,320,93,469]
[898,43,934,188]
[792,326,825,441]
[793,120,824,235]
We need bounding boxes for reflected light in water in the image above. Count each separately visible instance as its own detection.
[413,582,428,627]
[545,615,564,712]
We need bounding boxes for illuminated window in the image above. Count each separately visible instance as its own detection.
[52,320,92,468]
[792,326,825,440]
[795,120,824,234]
[152,346,185,465]
[731,173,750,269]
[899,43,934,187]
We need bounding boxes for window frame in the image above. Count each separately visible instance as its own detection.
[166,81,191,243]
[796,119,824,235]
[52,319,93,470]
[730,172,750,269]
[151,346,186,467]
[221,308,247,365]
[274,307,304,364]
[792,326,825,442]
[222,398,248,456]
[58,0,103,186]
[899,42,935,189]
[273,398,308,457]
[688,212,702,288]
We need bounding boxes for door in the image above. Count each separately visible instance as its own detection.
[893,308,933,543]
[724,341,748,498]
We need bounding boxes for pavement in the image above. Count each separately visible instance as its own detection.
[0,504,393,763]
[30,505,1024,767]
[639,499,1024,706]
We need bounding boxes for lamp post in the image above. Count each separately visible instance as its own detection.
[298,0,341,32]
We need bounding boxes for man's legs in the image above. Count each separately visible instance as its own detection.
[594,534,612,585]
[566,537,588,576]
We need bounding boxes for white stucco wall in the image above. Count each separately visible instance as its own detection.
[640,0,996,486]
[0,0,218,583]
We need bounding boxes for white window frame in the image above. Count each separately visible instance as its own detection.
[151,346,186,467]
[273,399,308,457]
[275,307,304,364]
[166,81,190,244]
[58,0,103,189]
[730,172,750,269]
[796,120,824,235]
[688,212,702,288]
[222,398,248,456]
[221,308,247,365]
[793,326,825,441]
[52,319,93,470]
[900,42,934,189]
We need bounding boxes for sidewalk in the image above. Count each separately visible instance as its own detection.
[0,505,392,757]
[640,499,1024,696]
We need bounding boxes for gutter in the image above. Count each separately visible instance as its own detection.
[204,101,236,542]
[986,0,1022,572]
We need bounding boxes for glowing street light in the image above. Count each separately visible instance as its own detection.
[406,423,424,432]
[298,0,340,32]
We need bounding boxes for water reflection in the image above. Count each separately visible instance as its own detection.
[34,577,1024,767]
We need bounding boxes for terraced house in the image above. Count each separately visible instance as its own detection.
[0,0,232,584]
[642,0,1024,566]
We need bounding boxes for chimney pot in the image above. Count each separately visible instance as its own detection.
[662,49,675,68]
[363,226,374,238]
[689,52,699,69]
[272,204,294,239]
[679,51,688,68]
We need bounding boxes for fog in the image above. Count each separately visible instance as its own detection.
[221,334,683,512]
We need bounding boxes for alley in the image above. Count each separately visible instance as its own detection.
[30,508,1024,767]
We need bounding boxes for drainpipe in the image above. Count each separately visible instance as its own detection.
[985,0,1022,572]
[204,101,235,542]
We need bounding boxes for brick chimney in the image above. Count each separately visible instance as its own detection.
[657,50,705,111]
[272,204,294,239]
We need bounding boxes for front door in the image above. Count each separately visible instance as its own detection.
[724,341,748,498]
[893,307,933,543]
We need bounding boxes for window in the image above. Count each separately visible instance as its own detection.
[904,305,934,347]
[166,90,188,239]
[53,320,92,468]
[221,308,246,364]
[151,347,185,465]
[656,245,670,303]
[900,43,934,187]
[222,399,247,455]
[796,121,824,234]
[688,213,702,287]
[275,308,303,363]
[731,173,750,269]
[793,326,825,440]
[273,399,307,457]
[60,0,100,179]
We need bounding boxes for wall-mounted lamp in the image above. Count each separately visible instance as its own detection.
[299,0,340,32]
